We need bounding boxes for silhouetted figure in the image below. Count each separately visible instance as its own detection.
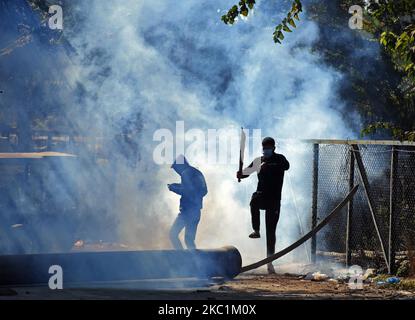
[237,137,290,274]
[169,155,207,250]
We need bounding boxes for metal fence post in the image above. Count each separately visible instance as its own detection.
[311,143,319,263]
[352,144,390,270]
[389,146,398,274]
[346,147,355,266]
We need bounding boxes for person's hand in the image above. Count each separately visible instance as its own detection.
[168,183,182,194]
[168,183,178,191]
[236,171,243,180]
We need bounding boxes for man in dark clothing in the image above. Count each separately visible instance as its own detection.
[169,155,208,250]
[237,137,290,273]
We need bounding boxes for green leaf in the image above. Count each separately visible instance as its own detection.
[273,31,284,40]
[222,0,303,45]
[283,25,292,32]
[407,131,415,141]
[246,0,255,10]
[405,63,414,72]
[240,7,249,17]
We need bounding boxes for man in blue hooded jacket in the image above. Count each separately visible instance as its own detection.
[168,155,208,250]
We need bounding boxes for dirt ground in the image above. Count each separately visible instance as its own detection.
[1,272,414,300]
[214,273,415,300]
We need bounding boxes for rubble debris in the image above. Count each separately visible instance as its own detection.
[363,268,376,280]
[299,267,379,285]
[336,275,350,283]
[376,276,401,286]
[301,271,334,282]
[300,271,330,281]
[74,240,84,248]
[386,277,400,284]
[72,240,130,251]
[303,272,314,280]
[311,272,329,281]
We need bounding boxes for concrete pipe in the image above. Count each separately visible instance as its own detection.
[0,246,242,286]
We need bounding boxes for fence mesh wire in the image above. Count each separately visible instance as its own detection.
[395,149,415,255]
[311,142,415,271]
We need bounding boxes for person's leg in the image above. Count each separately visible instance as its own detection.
[250,194,261,233]
[265,201,281,274]
[169,214,186,250]
[184,214,200,250]
[265,204,280,256]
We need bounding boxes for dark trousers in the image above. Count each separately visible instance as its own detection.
[250,193,281,256]
[169,209,200,250]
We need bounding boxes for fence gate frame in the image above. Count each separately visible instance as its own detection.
[307,139,415,274]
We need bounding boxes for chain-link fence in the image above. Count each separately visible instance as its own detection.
[308,140,415,273]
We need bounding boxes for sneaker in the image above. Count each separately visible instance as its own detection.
[248,231,260,239]
[267,263,276,274]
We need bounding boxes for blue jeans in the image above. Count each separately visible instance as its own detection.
[169,210,200,250]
